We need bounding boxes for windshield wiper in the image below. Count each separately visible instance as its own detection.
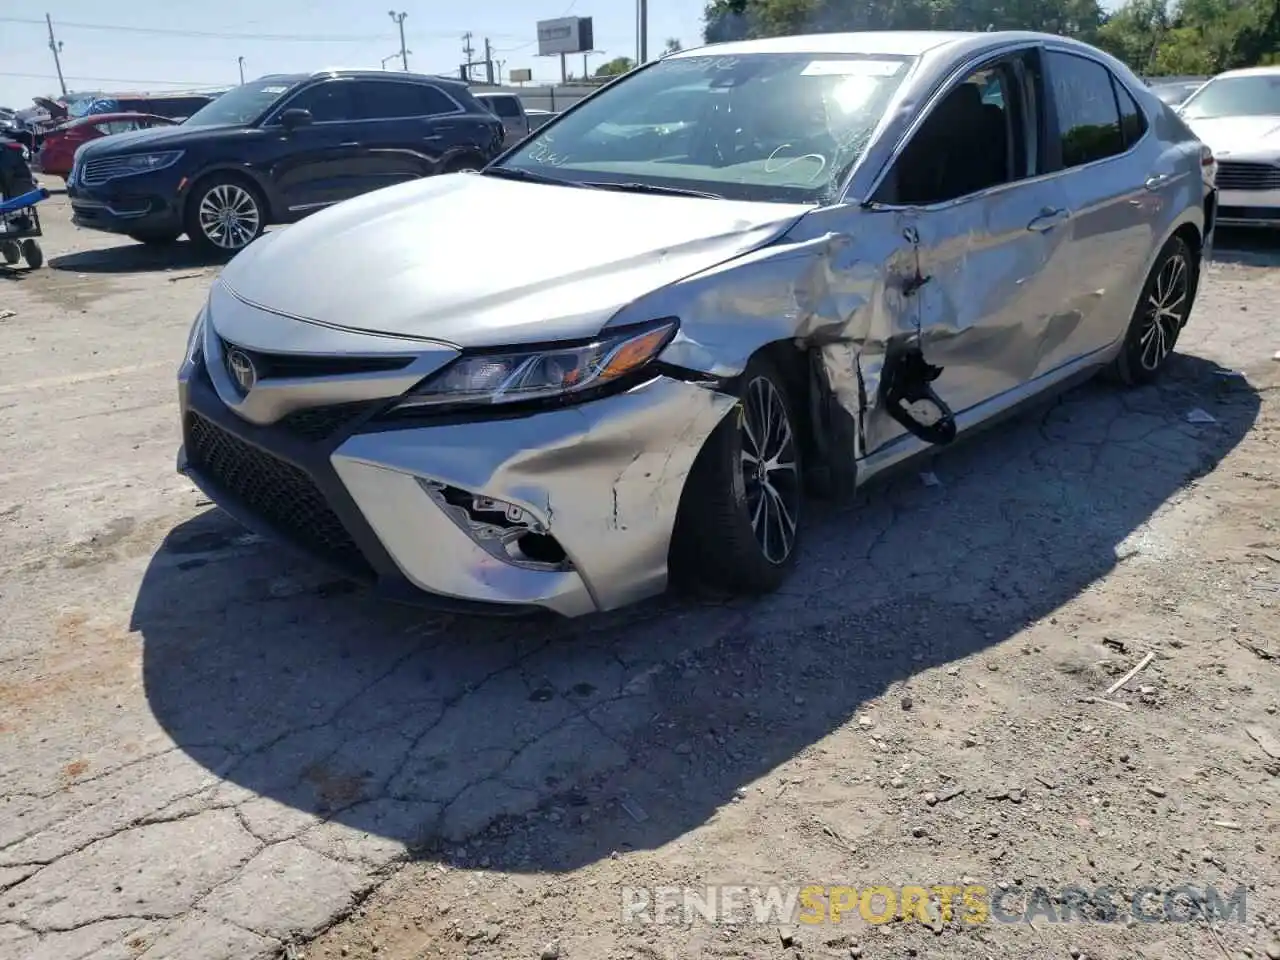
[481,166,582,187]
[582,181,724,200]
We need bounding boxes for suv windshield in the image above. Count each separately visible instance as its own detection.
[181,77,304,128]
[496,51,914,203]
[1180,74,1280,120]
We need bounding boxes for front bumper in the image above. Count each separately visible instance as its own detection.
[178,354,735,617]
[1216,187,1280,228]
[67,168,185,236]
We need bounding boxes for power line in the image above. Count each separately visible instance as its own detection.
[0,71,210,87]
[0,16,387,43]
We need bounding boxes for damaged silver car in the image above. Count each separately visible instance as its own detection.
[177,30,1217,617]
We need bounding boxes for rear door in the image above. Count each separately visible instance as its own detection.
[261,78,366,213]
[1034,49,1158,375]
[345,79,468,185]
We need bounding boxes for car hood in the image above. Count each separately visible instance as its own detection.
[215,172,814,349]
[79,123,235,157]
[1184,115,1280,157]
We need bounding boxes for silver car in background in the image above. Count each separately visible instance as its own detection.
[1175,66,1280,228]
[177,30,1215,618]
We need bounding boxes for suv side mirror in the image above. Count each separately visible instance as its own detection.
[279,108,313,131]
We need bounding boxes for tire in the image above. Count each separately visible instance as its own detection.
[184,175,265,255]
[1,241,19,265]
[1109,235,1196,386]
[671,353,804,595]
[19,238,42,269]
[127,230,181,246]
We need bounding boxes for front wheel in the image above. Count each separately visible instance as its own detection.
[185,177,265,255]
[671,354,804,595]
[1110,236,1195,385]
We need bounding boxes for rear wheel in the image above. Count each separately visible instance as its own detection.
[671,354,804,594]
[185,176,265,255]
[1110,236,1195,385]
[1,241,19,265]
[19,238,43,269]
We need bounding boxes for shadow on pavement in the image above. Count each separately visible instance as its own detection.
[1209,227,1280,267]
[50,238,227,274]
[131,352,1259,869]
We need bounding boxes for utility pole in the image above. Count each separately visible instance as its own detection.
[483,38,494,85]
[637,0,648,65]
[495,59,506,84]
[237,56,245,85]
[389,11,409,71]
[45,14,67,97]
[461,32,475,81]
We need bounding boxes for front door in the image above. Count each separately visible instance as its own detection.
[868,47,1075,432]
[263,78,367,214]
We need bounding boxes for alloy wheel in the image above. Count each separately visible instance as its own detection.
[197,183,261,251]
[739,375,801,565]
[1137,252,1189,372]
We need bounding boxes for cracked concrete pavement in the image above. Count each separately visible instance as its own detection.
[1,194,1277,960]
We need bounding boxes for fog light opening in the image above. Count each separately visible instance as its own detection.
[419,480,571,572]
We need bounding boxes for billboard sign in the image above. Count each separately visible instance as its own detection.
[536,16,593,56]
[510,68,533,82]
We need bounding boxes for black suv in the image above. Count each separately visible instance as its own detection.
[66,70,504,253]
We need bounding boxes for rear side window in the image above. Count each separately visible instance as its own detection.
[488,96,523,118]
[1046,51,1125,168]
[94,120,138,136]
[1114,80,1148,148]
[287,81,357,122]
[356,81,459,120]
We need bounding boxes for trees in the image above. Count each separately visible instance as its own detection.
[594,56,636,78]
[663,37,684,54]
[701,0,1279,76]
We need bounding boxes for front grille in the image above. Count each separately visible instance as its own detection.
[1216,161,1280,192]
[185,412,374,578]
[81,156,141,186]
[218,339,414,379]
[277,401,380,441]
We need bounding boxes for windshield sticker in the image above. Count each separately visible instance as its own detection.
[261,86,289,94]
[802,60,902,77]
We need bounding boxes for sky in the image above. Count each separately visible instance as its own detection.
[0,0,709,106]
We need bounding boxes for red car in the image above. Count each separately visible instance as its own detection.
[35,112,177,181]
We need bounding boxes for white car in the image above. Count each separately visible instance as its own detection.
[1176,66,1280,228]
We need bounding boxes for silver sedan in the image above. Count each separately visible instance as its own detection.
[177,30,1216,617]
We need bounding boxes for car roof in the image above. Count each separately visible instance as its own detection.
[305,69,470,87]
[668,30,982,58]
[1211,65,1280,79]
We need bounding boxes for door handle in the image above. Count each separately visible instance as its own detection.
[339,141,360,147]
[422,135,443,142]
[1144,173,1171,191]
[1027,207,1069,232]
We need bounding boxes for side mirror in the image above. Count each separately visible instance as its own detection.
[279,108,313,131]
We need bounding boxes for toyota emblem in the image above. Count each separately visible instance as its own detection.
[226,348,257,394]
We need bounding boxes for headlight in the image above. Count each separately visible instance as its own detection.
[109,151,184,178]
[392,319,677,413]
[182,307,206,368]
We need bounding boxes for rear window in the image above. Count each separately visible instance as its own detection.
[482,96,523,118]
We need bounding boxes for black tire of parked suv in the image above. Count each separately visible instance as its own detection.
[1108,235,1196,386]
[669,353,804,595]
[184,174,266,255]
[127,230,181,246]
